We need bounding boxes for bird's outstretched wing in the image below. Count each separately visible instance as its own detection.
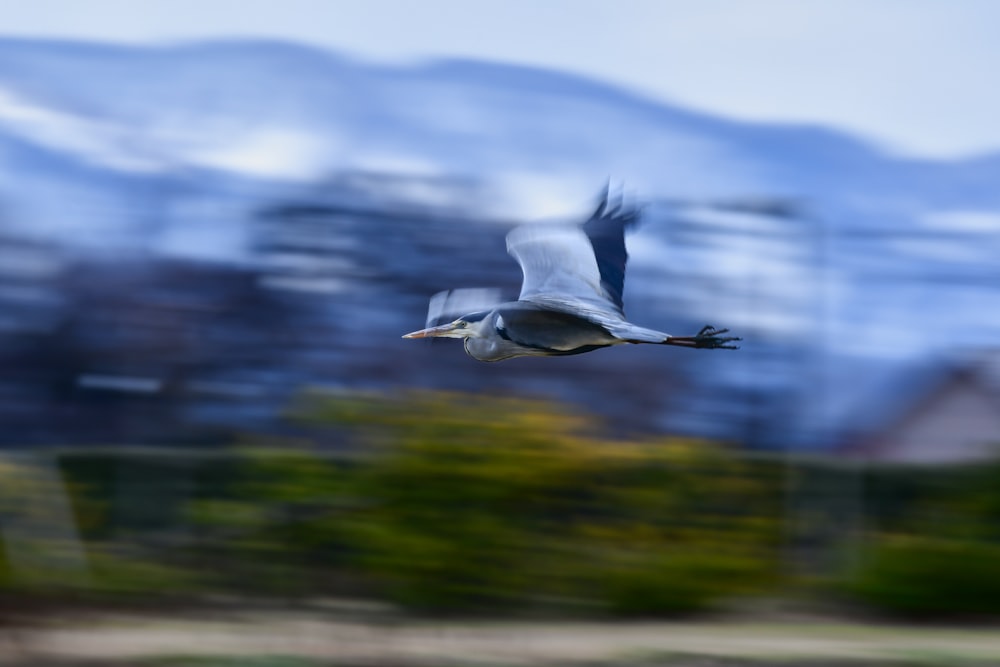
[506,186,640,322]
[423,288,505,328]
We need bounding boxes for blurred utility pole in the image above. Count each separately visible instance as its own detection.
[0,452,90,583]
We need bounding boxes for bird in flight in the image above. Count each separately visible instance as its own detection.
[403,187,740,362]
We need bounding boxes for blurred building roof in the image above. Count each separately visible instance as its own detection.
[842,349,1000,464]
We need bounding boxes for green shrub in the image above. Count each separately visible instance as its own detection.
[2,391,785,614]
[306,390,782,614]
[600,548,768,615]
[849,536,1000,616]
[185,450,355,596]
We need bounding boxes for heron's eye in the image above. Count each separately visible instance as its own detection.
[455,320,467,328]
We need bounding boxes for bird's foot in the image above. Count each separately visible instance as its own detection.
[668,325,742,350]
[692,325,741,349]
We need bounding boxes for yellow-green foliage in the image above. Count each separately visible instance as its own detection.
[1,391,779,613]
[12,392,1000,618]
[297,390,782,613]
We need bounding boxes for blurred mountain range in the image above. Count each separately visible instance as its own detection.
[0,38,998,448]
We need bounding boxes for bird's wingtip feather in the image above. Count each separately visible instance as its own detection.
[588,180,641,226]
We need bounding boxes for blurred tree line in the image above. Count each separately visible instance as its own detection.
[1,390,999,617]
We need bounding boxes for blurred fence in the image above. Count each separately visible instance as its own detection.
[2,390,999,617]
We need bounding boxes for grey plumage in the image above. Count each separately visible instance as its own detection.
[403,187,740,361]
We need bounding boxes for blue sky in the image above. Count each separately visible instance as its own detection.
[3,0,999,159]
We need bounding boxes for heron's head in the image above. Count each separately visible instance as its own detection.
[402,310,492,340]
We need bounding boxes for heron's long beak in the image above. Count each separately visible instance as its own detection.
[402,322,462,339]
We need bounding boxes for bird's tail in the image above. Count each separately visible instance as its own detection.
[606,322,670,344]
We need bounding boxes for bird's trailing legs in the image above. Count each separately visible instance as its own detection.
[665,325,741,350]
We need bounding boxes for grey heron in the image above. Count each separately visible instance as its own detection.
[403,188,740,362]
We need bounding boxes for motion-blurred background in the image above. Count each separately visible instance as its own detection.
[1,2,999,664]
